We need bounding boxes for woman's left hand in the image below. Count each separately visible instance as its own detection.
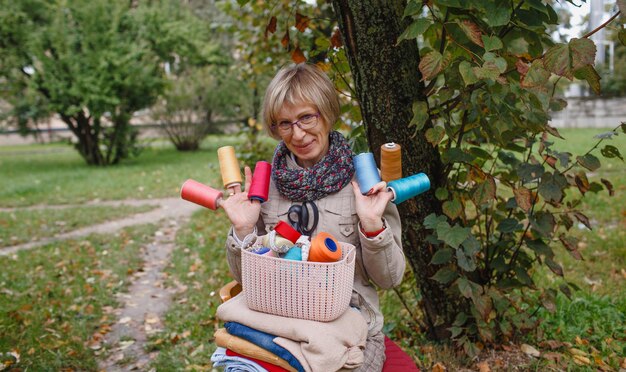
[351,180,393,232]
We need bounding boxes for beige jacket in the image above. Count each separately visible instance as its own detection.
[225,155,406,337]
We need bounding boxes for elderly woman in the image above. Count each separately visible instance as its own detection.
[221,63,406,371]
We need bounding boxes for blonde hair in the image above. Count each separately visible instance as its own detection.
[262,63,340,140]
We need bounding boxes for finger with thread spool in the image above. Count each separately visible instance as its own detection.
[381,142,402,183]
[354,152,381,195]
[217,146,242,190]
[248,161,271,203]
[387,173,431,204]
[180,179,223,210]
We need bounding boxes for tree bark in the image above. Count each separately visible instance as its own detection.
[331,0,463,340]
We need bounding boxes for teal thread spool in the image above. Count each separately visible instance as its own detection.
[354,152,381,195]
[387,173,430,204]
[283,247,302,261]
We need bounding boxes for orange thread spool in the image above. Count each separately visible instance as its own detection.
[380,142,402,183]
[217,146,243,189]
[309,232,342,262]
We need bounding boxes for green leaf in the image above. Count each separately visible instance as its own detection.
[538,172,567,203]
[484,52,507,73]
[419,50,444,81]
[443,199,462,220]
[517,163,545,182]
[435,187,449,200]
[443,148,474,164]
[543,43,570,78]
[436,222,471,249]
[403,0,423,18]
[530,211,556,238]
[576,153,601,171]
[497,218,522,233]
[430,247,454,265]
[457,19,484,47]
[236,0,250,5]
[457,277,473,298]
[482,1,511,27]
[398,18,430,42]
[573,65,601,95]
[482,35,503,51]
[545,257,563,276]
[431,267,458,284]
[569,38,596,70]
[471,177,496,205]
[449,326,463,338]
[423,213,447,229]
[600,145,623,161]
[521,60,550,89]
[425,126,446,146]
[409,100,429,130]
[526,238,554,258]
[459,60,478,86]
[456,245,477,272]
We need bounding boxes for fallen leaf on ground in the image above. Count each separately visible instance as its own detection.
[119,316,132,324]
[542,352,563,363]
[569,348,587,357]
[432,361,447,371]
[477,361,490,372]
[572,355,591,365]
[145,313,160,324]
[521,344,541,357]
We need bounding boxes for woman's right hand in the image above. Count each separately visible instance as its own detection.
[219,166,261,237]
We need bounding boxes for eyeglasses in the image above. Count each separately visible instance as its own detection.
[272,112,320,135]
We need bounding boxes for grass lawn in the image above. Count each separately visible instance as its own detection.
[0,224,157,371]
[0,128,623,370]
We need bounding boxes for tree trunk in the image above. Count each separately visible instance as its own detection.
[61,112,106,166]
[331,0,463,340]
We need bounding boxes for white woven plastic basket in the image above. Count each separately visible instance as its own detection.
[241,242,356,322]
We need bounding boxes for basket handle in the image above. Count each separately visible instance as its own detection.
[344,245,356,265]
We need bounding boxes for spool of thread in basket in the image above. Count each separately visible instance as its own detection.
[180,179,223,210]
[248,161,271,203]
[283,246,302,261]
[217,146,242,190]
[274,220,301,244]
[387,173,431,204]
[380,142,402,183]
[261,233,293,253]
[309,232,341,262]
[354,152,381,195]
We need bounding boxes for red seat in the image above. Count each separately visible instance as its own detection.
[382,336,419,371]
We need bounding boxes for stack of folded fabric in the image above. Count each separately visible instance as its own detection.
[212,325,301,372]
[210,292,368,372]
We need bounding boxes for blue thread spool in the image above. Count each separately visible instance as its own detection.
[354,152,381,195]
[251,246,270,255]
[283,247,302,261]
[387,173,430,204]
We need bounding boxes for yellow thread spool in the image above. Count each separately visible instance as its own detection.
[217,146,242,189]
[381,142,402,183]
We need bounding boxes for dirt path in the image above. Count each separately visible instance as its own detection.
[98,218,182,371]
[1,196,203,370]
[0,198,200,257]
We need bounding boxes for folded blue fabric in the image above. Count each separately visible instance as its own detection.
[224,321,305,372]
[211,347,267,372]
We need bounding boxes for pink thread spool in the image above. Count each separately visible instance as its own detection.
[180,179,223,210]
[248,161,271,203]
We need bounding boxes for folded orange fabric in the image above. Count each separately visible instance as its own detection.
[214,328,296,372]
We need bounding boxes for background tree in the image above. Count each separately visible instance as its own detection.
[237,0,625,353]
[0,0,220,165]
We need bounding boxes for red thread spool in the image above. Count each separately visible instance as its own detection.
[180,179,223,210]
[274,220,301,244]
[248,161,271,203]
[309,232,341,262]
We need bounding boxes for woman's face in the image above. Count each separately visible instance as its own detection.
[275,101,330,168]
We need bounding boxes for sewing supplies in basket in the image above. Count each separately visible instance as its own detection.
[241,230,356,322]
[354,142,431,203]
